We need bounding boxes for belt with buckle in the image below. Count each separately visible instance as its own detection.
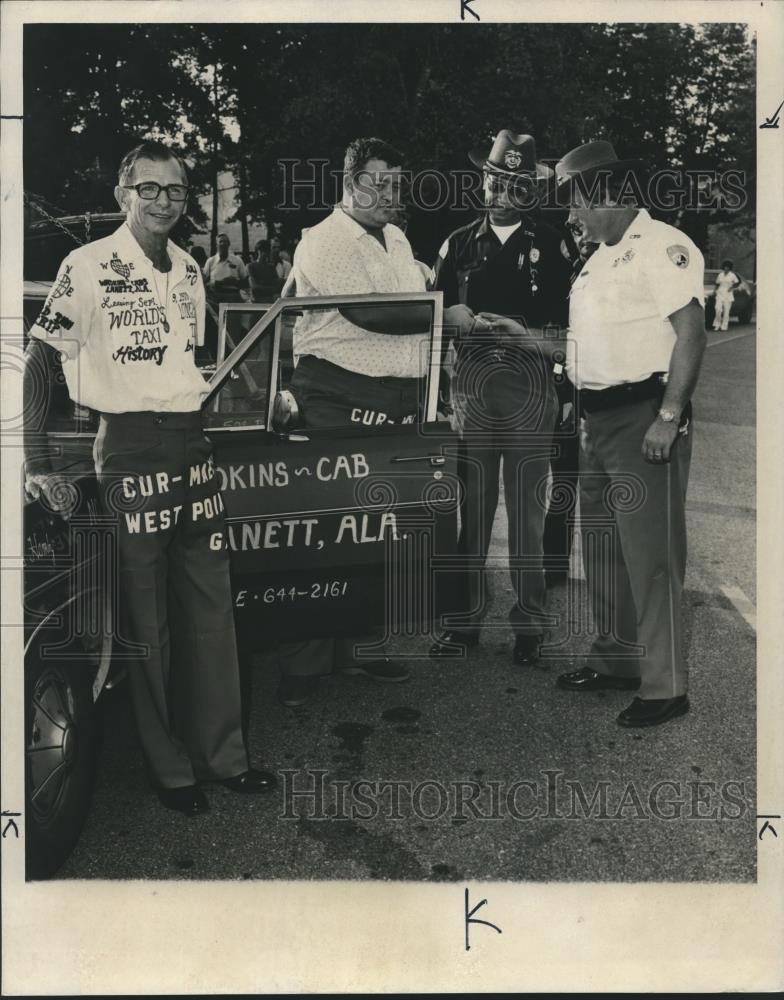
[579,373,668,414]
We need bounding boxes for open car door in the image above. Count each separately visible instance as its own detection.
[204,293,460,648]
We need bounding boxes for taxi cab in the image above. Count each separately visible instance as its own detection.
[22,218,461,877]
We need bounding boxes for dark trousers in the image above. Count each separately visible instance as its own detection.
[542,396,580,572]
[451,356,558,636]
[290,354,423,427]
[279,356,422,677]
[94,411,247,787]
[579,398,692,699]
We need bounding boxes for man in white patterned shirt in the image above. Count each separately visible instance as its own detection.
[278,137,473,705]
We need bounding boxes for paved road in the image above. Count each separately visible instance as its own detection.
[57,324,757,882]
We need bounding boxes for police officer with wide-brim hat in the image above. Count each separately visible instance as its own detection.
[551,138,707,728]
[553,139,645,204]
[429,129,574,667]
[469,129,555,180]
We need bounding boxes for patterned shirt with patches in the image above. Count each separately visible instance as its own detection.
[30,223,208,413]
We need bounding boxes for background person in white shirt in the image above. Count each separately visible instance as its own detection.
[23,141,275,814]
[713,259,741,331]
[204,233,249,303]
[277,136,473,707]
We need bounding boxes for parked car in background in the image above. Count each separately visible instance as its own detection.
[703,268,755,327]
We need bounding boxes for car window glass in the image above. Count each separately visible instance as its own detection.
[204,307,276,430]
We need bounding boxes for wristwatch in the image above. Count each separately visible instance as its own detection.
[658,407,679,423]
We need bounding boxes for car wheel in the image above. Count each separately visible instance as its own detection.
[25,652,100,879]
[704,299,715,328]
[738,306,753,325]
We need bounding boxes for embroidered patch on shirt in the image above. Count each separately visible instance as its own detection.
[667,244,690,268]
[612,248,637,267]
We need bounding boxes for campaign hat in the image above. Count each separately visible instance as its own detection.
[469,130,553,180]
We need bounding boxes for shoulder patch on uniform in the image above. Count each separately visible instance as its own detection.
[667,244,690,268]
[438,239,450,261]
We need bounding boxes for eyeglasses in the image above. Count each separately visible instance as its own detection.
[122,182,190,202]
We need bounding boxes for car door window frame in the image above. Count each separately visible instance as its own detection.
[206,292,446,432]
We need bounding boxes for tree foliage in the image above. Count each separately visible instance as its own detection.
[24,22,754,257]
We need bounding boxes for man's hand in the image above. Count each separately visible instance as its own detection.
[443,304,475,339]
[642,418,680,464]
[24,472,75,516]
[475,312,527,346]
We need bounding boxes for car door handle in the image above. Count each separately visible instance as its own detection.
[391,454,446,466]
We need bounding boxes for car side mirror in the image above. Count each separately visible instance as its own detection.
[272,389,302,433]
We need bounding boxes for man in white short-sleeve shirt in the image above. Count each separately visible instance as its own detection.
[24,141,275,815]
[277,136,473,708]
[204,233,249,303]
[553,141,707,728]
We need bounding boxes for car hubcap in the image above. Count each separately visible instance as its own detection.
[28,669,78,821]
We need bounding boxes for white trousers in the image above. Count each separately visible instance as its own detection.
[714,292,733,330]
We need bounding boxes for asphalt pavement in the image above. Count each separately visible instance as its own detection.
[56,323,757,883]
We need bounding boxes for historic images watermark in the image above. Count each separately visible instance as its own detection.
[280,769,751,822]
[276,161,749,215]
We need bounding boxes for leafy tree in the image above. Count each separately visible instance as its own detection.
[24,22,755,260]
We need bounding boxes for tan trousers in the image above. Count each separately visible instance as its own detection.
[579,397,692,699]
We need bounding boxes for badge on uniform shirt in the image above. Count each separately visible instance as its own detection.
[504,150,523,169]
[530,247,540,263]
[667,244,690,268]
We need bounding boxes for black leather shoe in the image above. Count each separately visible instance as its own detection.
[157,784,210,816]
[428,630,479,658]
[512,634,543,666]
[556,666,640,691]
[219,768,276,794]
[617,695,689,728]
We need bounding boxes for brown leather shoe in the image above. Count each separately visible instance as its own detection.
[556,666,640,691]
[617,695,689,728]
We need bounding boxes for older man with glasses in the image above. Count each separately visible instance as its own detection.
[24,140,276,815]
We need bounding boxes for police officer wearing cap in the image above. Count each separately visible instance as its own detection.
[429,130,574,667]
[552,139,707,727]
[23,140,276,814]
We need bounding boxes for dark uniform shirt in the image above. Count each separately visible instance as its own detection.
[433,213,575,400]
[434,213,574,328]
